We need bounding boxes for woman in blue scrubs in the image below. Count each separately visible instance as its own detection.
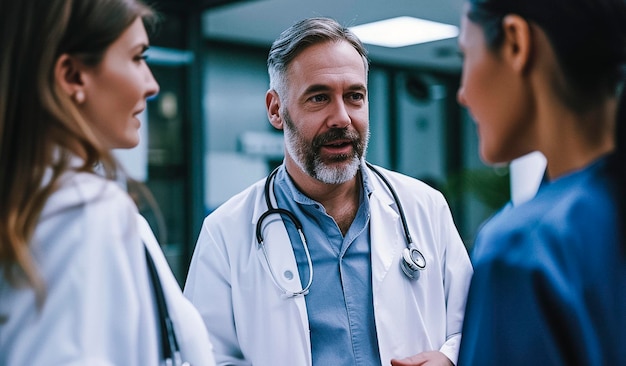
[456,0,626,364]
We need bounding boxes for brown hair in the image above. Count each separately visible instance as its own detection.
[0,0,155,300]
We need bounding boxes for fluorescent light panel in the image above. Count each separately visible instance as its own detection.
[349,16,459,48]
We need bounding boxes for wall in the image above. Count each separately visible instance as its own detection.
[203,45,275,212]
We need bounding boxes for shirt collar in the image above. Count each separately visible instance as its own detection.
[274,160,374,205]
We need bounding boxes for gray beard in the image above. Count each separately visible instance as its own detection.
[282,112,368,184]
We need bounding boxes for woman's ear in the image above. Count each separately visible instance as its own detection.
[501,14,533,74]
[54,54,86,103]
[266,89,283,130]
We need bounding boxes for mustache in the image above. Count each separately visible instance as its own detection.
[312,128,360,149]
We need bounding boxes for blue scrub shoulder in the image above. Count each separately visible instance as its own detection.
[471,158,618,273]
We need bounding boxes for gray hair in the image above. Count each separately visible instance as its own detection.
[267,17,369,101]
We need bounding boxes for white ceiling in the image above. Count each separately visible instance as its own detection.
[202,0,465,73]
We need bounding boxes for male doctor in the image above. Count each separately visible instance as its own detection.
[184,17,473,366]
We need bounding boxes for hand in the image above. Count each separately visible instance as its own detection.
[390,351,454,366]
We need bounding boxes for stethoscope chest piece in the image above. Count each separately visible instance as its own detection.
[400,246,426,280]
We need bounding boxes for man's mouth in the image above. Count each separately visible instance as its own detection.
[320,139,353,155]
[325,139,351,147]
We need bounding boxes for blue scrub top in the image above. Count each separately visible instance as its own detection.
[458,156,626,365]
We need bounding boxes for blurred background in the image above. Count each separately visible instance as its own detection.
[122,0,514,284]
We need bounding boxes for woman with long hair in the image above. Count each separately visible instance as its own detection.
[0,1,215,364]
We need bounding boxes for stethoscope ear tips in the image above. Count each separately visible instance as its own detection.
[401,247,426,280]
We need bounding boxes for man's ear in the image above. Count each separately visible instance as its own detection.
[266,89,283,130]
[501,14,533,73]
[54,54,86,103]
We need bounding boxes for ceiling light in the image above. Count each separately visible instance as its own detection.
[349,16,459,48]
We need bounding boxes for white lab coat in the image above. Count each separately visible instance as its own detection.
[185,164,473,366]
[0,169,215,366]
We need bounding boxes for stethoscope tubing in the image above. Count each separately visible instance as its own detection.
[144,246,189,365]
[256,207,314,298]
[365,162,414,246]
[255,163,426,297]
[258,171,314,297]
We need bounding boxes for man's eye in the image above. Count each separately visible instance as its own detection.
[311,95,327,102]
[350,93,364,101]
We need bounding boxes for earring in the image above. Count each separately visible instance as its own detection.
[73,90,85,104]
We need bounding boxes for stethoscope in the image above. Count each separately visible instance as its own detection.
[144,246,191,366]
[255,162,426,298]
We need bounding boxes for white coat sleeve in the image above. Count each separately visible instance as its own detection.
[0,183,159,365]
[138,214,217,366]
[437,197,473,364]
[184,217,250,366]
